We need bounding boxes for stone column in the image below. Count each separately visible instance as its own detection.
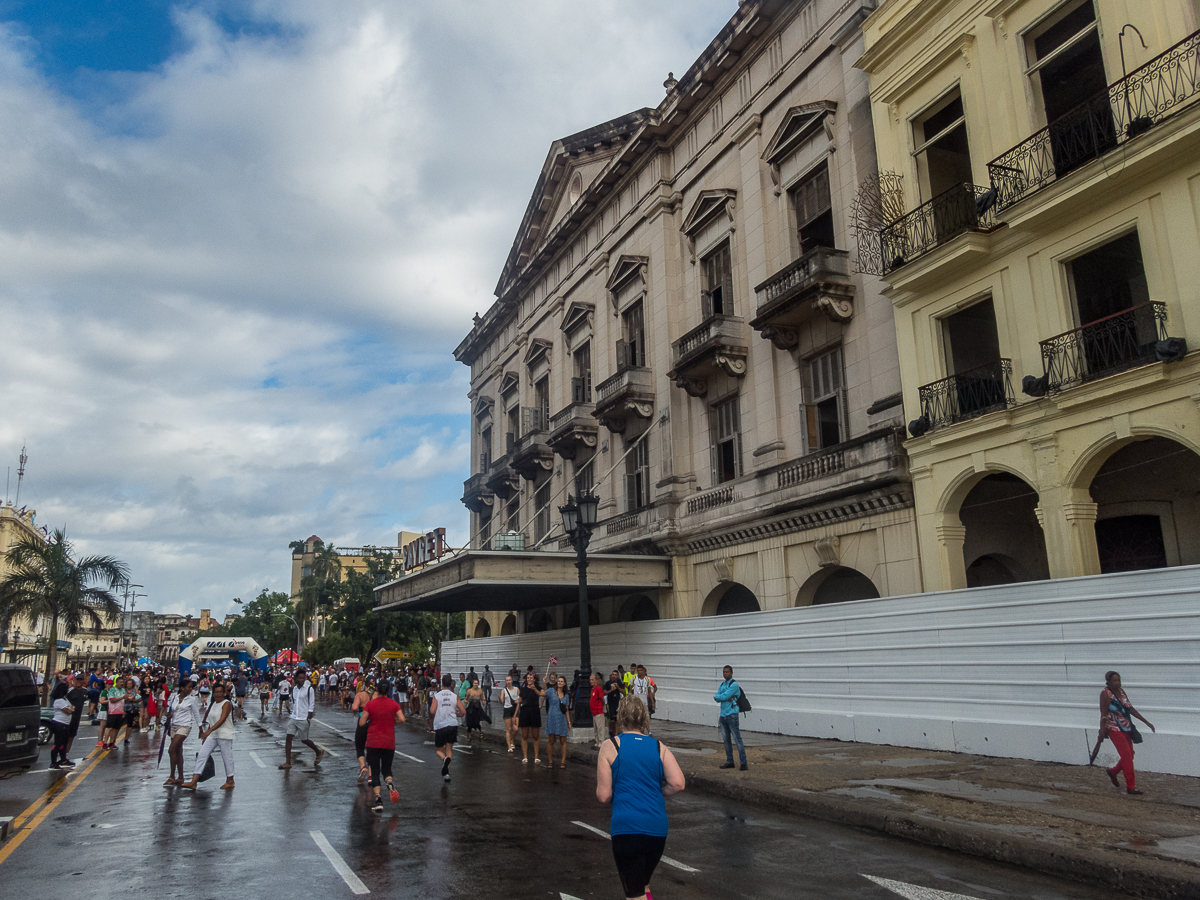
[934,519,968,590]
[1062,497,1102,577]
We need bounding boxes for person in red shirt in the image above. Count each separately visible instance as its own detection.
[359,689,406,813]
[589,672,607,749]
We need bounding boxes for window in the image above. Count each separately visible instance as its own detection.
[625,434,650,511]
[1068,231,1148,325]
[506,406,518,453]
[709,396,742,484]
[574,453,595,495]
[701,243,733,317]
[504,495,519,534]
[573,342,592,402]
[913,89,972,202]
[301,566,312,578]
[803,348,845,452]
[792,164,834,254]
[620,301,646,369]
[480,425,492,471]
[534,481,552,542]
[527,377,549,432]
[943,298,1001,375]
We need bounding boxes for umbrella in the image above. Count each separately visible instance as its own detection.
[157,713,172,767]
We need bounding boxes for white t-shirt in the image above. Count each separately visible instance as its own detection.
[52,697,73,725]
[319,674,326,687]
[501,686,519,709]
[291,682,315,720]
[277,679,291,696]
[432,690,459,730]
[169,693,202,729]
[631,676,650,697]
[204,699,235,739]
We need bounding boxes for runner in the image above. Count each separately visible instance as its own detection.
[430,675,466,782]
[280,666,323,769]
[258,676,272,715]
[64,673,87,760]
[276,673,291,716]
[352,677,377,783]
[359,682,406,812]
[481,665,494,707]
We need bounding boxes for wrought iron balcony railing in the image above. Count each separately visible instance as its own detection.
[988,29,1200,210]
[880,183,998,275]
[915,359,1015,433]
[1039,302,1168,393]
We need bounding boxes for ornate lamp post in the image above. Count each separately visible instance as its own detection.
[559,489,601,677]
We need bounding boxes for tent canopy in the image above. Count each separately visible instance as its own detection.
[272,648,301,664]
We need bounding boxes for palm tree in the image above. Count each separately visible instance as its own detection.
[0,528,128,702]
[297,544,342,638]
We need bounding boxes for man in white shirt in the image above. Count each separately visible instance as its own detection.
[429,675,466,782]
[280,666,324,769]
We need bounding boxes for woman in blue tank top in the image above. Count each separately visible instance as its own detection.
[596,695,686,900]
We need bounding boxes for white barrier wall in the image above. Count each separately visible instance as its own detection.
[441,566,1200,776]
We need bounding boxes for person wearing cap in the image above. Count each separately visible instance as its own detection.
[280,666,324,769]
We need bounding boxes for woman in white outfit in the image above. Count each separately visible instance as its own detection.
[164,679,202,787]
[182,682,235,791]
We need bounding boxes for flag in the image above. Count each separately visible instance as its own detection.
[549,656,558,665]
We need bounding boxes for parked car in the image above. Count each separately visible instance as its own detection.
[0,664,41,771]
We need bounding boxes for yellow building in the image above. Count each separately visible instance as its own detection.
[857,0,1200,590]
[0,504,72,671]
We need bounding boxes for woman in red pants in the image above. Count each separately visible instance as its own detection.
[1101,671,1155,795]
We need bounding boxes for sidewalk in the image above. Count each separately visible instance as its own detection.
[475,715,1200,899]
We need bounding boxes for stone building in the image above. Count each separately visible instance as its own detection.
[378,0,926,635]
[857,0,1200,590]
[0,504,73,671]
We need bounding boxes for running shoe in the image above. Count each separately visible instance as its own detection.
[389,786,399,803]
[371,799,383,813]
[60,760,76,768]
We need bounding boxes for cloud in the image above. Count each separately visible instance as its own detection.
[0,0,731,617]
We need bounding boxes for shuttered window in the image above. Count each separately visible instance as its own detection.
[792,164,834,253]
[621,302,646,368]
[709,395,742,485]
[701,242,734,318]
[625,435,650,511]
[572,342,592,402]
[802,347,845,453]
[534,481,551,542]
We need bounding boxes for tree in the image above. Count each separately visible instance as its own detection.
[296,543,342,635]
[0,529,128,701]
[192,590,296,653]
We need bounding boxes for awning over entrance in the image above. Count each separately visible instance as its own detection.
[373,550,672,613]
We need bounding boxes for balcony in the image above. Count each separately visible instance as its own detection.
[988,29,1200,211]
[880,183,999,275]
[593,366,654,434]
[750,247,855,349]
[461,472,494,514]
[511,410,554,479]
[667,315,748,398]
[547,400,597,459]
[1036,302,1175,394]
[911,359,1016,435]
[485,454,520,499]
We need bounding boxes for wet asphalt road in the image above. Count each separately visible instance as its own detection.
[0,701,1106,900]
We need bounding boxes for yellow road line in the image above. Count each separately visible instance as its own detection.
[10,748,101,829]
[0,748,108,866]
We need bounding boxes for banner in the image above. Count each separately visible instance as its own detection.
[178,636,270,675]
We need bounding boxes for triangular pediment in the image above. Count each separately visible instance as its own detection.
[473,396,495,420]
[499,371,520,397]
[561,300,594,335]
[605,255,649,295]
[524,338,552,368]
[763,101,837,165]
[681,190,737,238]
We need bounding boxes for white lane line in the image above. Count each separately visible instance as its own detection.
[395,751,425,764]
[862,875,984,900]
[312,718,354,739]
[561,894,586,900]
[454,747,472,754]
[569,821,699,873]
[248,751,267,768]
[311,830,370,895]
[317,743,340,757]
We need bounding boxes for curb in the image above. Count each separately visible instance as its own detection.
[469,723,1199,900]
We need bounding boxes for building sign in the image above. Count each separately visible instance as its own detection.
[402,528,447,572]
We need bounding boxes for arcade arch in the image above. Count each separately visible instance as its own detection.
[618,594,660,622]
[958,472,1050,586]
[473,618,491,639]
[702,582,761,617]
[796,566,881,606]
[500,614,517,635]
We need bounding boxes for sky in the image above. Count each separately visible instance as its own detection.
[0,0,733,619]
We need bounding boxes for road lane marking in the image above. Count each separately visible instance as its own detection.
[570,821,699,873]
[862,875,984,900]
[310,830,370,895]
[453,747,472,754]
[395,751,425,764]
[317,744,340,757]
[0,749,108,866]
[312,718,355,739]
[249,751,267,768]
[561,894,586,900]
[10,750,98,829]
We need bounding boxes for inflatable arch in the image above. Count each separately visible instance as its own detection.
[178,636,271,675]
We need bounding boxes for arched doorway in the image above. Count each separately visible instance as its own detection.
[619,595,660,621]
[565,604,600,628]
[500,614,516,636]
[1089,437,1200,572]
[527,609,554,633]
[702,583,761,616]
[812,567,880,605]
[473,618,491,639]
[959,473,1049,585]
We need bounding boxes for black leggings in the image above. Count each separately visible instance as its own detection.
[49,721,71,766]
[611,833,666,898]
[355,723,369,760]
[365,747,394,788]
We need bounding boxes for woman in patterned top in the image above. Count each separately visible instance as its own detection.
[1100,671,1156,795]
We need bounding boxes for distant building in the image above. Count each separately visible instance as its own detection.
[1,504,73,671]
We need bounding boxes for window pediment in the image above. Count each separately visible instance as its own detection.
[499,371,520,397]
[561,300,594,335]
[763,102,837,166]
[605,255,648,295]
[473,396,495,420]
[681,190,737,238]
[524,338,552,368]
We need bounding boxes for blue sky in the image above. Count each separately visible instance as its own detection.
[0,0,732,618]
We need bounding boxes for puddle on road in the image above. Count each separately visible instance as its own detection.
[1146,834,1200,863]
[850,777,1058,803]
[826,786,904,802]
[876,758,953,768]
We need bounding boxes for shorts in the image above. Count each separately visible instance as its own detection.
[611,833,667,898]
[518,708,541,729]
[434,726,458,748]
[172,726,192,738]
[285,718,311,741]
[503,706,515,720]
[105,714,126,730]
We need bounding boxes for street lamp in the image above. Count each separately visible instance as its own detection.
[271,613,303,653]
[559,488,600,678]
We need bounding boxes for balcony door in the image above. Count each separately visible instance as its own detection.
[792,163,835,255]
[941,298,1005,419]
[620,301,646,369]
[573,342,592,402]
[701,243,733,318]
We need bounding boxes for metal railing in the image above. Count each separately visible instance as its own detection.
[672,315,744,363]
[777,448,847,489]
[685,485,735,515]
[917,358,1015,430]
[988,29,1200,210]
[1040,302,1168,392]
[755,246,851,309]
[880,183,998,274]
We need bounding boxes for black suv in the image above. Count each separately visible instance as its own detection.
[0,664,41,771]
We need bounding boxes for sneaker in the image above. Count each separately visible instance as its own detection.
[59,759,76,768]
[389,786,399,803]
[313,749,326,767]
[49,763,61,769]
[443,771,451,783]
[719,762,735,769]
[441,758,450,777]
[371,799,383,813]
[739,763,748,771]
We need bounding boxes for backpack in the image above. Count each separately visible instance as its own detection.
[736,687,752,713]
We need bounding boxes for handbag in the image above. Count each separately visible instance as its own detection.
[1129,723,1143,744]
